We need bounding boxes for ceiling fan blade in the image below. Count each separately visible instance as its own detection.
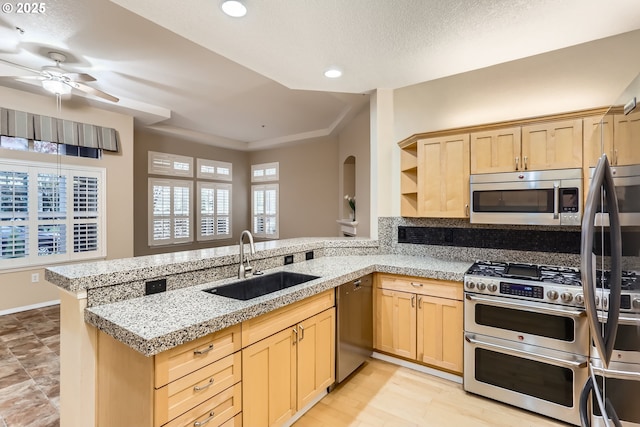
[0,58,42,76]
[69,81,119,103]
[7,75,43,80]
[63,72,96,82]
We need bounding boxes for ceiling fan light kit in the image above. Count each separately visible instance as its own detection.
[0,51,119,102]
[221,0,247,17]
[41,79,71,95]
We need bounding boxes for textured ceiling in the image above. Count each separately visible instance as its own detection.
[0,0,639,149]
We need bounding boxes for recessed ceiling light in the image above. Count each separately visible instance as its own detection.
[221,0,247,17]
[324,68,342,79]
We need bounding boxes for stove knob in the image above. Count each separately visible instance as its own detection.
[633,299,640,309]
[547,290,559,300]
[574,294,584,305]
[560,292,573,303]
[603,297,608,308]
[487,283,498,292]
[477,282,486,291]
[595,296,600,307]
[466,281,475,290]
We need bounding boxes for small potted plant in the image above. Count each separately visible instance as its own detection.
[344,194,356,221]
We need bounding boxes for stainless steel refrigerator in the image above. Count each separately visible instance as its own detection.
[580,73,640,427]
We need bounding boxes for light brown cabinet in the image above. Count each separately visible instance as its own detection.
[374,274,463,374]
[613,111,640,166]
[96,324,243,427]
[470,127,521,174]
[417,134,470,218]
[520,119,583,170]
[241,290,335,427]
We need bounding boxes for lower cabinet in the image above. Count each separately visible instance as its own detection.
[242,303,335,427]
[94,289,335,427]
[374,274,463,374]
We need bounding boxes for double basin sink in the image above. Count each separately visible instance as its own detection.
[203,271,319,301]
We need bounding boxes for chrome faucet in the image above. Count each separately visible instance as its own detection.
[238,230,258,278]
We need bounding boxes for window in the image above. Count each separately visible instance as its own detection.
[251,162,279,182]
[252,184,279,238]
[0,159,105,270]
[148,151,193,177]
[148,178,193,246]
[0,136,101,159]
[197,182,231,241]
[251,162,279,239]
[197,159,232,181]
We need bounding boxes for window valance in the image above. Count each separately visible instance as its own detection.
[0,108,120,152]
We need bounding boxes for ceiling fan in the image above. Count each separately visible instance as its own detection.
[0,51,119,102]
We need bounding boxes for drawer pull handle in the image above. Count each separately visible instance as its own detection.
[194,411,215,427]
[410,282,423,288]
[193,378,214,392]
[193,344,214,355]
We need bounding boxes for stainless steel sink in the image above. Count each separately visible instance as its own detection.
[203,271,320,300]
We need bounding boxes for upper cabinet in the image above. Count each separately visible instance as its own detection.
[417,134,470,218]
[613,110,640,166]
[520,119,583,170]
[470,127,521,174]
[583,111,640,167]
[400,143,419,217]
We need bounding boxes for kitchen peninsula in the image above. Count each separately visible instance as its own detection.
[45,237,471,427]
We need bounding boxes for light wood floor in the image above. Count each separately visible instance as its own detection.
[294,358,571,427]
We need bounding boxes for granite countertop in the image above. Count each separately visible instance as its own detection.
[45,237,378,292]
[85,254,472,356]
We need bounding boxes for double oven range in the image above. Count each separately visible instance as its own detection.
[463,261,640,426]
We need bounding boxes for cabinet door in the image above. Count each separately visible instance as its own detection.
[521,119,582,170]
[614,111,640,166]
[418,134,470,218]
[374,288,416,359]
[470,127,521,174]
[583,115,614,168]
[297,308,335,409]
[416,295,463,374]
[242,327,296,427]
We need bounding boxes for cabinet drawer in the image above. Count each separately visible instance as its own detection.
[163,382,241,427]
[376,274,462,300]
[156,324,241,388]
[220,413,242,427]
[155,352,241,426]
[242,290,334,347]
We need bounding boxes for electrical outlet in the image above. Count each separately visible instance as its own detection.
[305,251,314,260]
[284,255,294,265]
[31,273,39,283]
[145,279,167,295]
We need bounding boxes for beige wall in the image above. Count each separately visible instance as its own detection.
[0,86,134,312]
[385,30,640,220]
[133,130,251,256]
[249,136,339,239]
[338,105,371,237]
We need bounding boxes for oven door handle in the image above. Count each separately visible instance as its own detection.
[465,335,588,369]
[465,293,586,318]
[591,364,640,381]
[597,313,640,324]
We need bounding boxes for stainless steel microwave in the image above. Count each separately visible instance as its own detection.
[590,163,640,226]
[470,168,582,226]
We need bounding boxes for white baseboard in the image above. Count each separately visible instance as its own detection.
[0,299,60,316]
[371,351,463,384]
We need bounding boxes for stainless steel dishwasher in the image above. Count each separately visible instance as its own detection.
[335,274,373,383]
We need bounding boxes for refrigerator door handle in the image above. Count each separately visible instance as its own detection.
[581,153,622,368]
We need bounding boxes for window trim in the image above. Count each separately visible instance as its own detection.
[197,182,232,241]
[0,158,106,271]
[196,159,232,181]
[251,162,279,182]
[251,183,279,239]
[148,151,194,178]
[148,178,194,246]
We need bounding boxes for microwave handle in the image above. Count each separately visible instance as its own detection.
[553,182,559,219]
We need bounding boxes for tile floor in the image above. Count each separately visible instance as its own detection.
[0,305,60,427]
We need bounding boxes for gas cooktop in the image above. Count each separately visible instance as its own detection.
[465,261,581,287]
